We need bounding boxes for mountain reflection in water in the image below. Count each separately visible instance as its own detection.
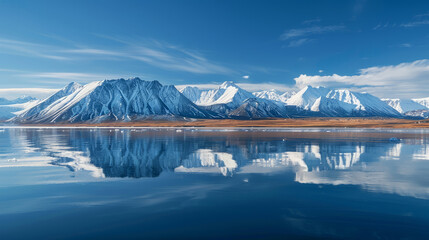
[5,128,428,199]
[1,128,429,240]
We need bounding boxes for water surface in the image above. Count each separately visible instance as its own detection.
[0,128,428,239]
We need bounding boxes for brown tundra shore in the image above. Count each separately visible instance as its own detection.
[18,117,429,128]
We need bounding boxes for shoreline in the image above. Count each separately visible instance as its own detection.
[4,118,429,129]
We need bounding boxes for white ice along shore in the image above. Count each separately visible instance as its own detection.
[3,77,429,123]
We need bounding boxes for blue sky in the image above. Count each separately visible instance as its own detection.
[0,0,429,99]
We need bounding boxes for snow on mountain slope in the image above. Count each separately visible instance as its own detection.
[15,82,82,121]
[326,89,400,117]
[179,86,201,103]
[286,86,400,117]
[0,97,39,120]
[181,81,254,107]
[229,98,289,119]
[0,105,23,120]
[382,98,428,114]
[14,78,210,123]
[0,96,36,105]
[413,97,429,109]
[253,89,283,102]
[310,97,354,116]
[405,109,429,119]
[252,89,296,104]
[286,86,331,109]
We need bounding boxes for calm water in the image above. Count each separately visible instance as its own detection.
[0,128,428,239]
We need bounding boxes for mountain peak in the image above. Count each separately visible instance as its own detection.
[220,81,238,89]
[63,81,81,90]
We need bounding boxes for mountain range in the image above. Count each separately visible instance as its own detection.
[4,77,429,123]
[0,96,38,120]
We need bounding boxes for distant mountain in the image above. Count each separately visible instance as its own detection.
[382,98,428,114]
[413,97,429,109]
[16,82,82,121]
[13,78,210,123]
[7,78,427,123]
[252,89,295,104]
[0,96,38,120]
[287,86,331,110]
[181,81,254,108]
[309,97,354,117]
[0,96,36,105]
[180,86,201,103]
[229,98,289,119]
[286,86,400,117]
[404,109,429,119]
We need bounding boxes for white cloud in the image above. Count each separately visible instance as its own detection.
[0,37,233,75]
[401,20,429,27]
[65,37,234,75]
[19,72,126,82]
[287,38,311,47]
[294,59,429,98]
[280,25,344,40]
[318,70,323,73]
[302,19,321,25]
[242,75,249,79]
[0,88,58,99]
[401,12,429,27]
[0,37,70,60]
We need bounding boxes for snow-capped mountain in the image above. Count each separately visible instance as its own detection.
[413,97,429,109]
[405,109,429,119]
[14,78,210,123]
[16,82,82,121]
[252,89,295,104]
[0,96,36,105]
[180,86,202,103]
[309,96,354,116]
[286,86,400,117]
[382,98,428,114]
[287,86,331,109]
[229,98,289,119]
[0,96,39,120]
[6,78,427,123]
[181,81,254,107]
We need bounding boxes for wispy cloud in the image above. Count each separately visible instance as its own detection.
[414,12,429,18]
[0,38,70,60]
[401,20,429,28]
[302,19,321,25]
[280,25,344,47]
[0,88,59,99]
[0,36,234,75]
[19,72,127,82]
[281,25,345,40]
[293,59,429,98]
[401,12,429,27]
[288,38,312,47]
[372,22,397,30]
[62,37,234,75]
